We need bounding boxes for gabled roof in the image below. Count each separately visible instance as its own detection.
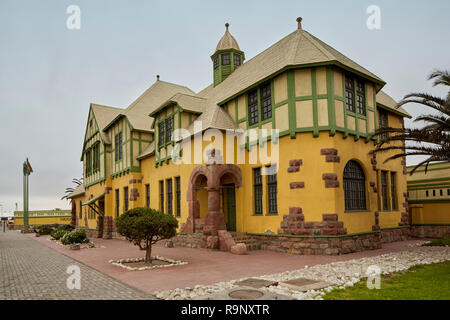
[150,93,206,117]
[136,141,155,160]
[125,80,195,117]
[376,91,412,118]
[67,184,85,199]
[90,104,122,144]
[207,27,385,106]
[103,80,196,132]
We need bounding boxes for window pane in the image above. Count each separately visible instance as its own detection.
[124,187,129,211]
[165,117,173,142]
[115,189,120,217]
[167,179,173,216]
[176,177,181,217]
[213,56,219,69]
[261,84,272,121]
[343,161,366,211]
[381,171,388,211]
[234,54,241,67]
[248,91,258,125]
[253,168,262,215]
[267,166,278,214]
[356,81,366,115]
[146,185,150,208]
[345,76,355,112]
[378,110,388,141]
[159,181,164,212]
[159,121,165,145]
[221,53,230,65]
[390,172,397,210]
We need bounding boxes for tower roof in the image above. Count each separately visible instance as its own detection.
[215,23,241,52]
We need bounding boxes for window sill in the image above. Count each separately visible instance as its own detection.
[345,210,370,213]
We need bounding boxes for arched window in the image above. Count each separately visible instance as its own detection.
[343,161,366,211]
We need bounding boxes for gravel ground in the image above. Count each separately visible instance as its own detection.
[153,244,450,300]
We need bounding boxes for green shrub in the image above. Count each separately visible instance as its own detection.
[51,229,68,240]
[115,207,178,263]
[422,237,450,247]
[36,226,53,235]
[60,229,89,245]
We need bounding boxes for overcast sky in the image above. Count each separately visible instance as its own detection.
[0,0,448,215]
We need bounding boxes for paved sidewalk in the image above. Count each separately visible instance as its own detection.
[29,230,427,294]
[0,230,152,300]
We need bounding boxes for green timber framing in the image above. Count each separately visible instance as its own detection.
[220,63,383,151]
[212,48,245,87]
[82,106,107,187]
[153,103,201,167]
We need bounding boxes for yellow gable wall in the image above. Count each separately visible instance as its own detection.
[225,66,378,142]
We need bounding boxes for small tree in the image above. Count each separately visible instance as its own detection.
[115,207,178,264]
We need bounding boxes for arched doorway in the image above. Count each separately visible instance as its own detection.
[182,159,242,236]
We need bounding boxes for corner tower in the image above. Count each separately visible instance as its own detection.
[211,23,245,87]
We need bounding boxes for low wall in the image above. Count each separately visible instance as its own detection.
[169,233,203,249]
[248,232,382,255]
[380,227,411,243]
[411,225,450,239]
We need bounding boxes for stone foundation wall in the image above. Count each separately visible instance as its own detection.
[249,232,382,255]
[380,227,411,243]
[411,225,450,239]
[169,234,203,249]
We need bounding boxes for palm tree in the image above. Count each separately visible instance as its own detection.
[371,69,450,174]
[61,178,83,201]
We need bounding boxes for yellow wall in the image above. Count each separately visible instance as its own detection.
[15,216,71,226]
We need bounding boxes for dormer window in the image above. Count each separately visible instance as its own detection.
[234,54,241,67]
[345,76,355,112]
[158,116,173,147]
[356,80,366,115]
[221,53,230,65]
[158,121,165,145]
[213,56,219,69]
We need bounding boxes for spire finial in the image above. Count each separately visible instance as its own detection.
[296,17,303,30]
[225,22,229,31]
[156,75,160,81]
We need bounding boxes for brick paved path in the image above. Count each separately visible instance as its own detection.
[0,230,152,300]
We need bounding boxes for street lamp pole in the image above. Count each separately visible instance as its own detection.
[23,158,33,232]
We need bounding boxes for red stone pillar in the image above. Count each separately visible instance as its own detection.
[203,187,226,236]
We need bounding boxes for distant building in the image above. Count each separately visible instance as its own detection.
[13,209,71,228]
[407,162,450,237]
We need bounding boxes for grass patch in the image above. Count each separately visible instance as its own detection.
[422,237,450,247]
[323,261,450,300]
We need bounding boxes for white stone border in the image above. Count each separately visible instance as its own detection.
[153,246,450,300]
[109,256,188,271]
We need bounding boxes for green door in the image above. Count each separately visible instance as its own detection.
[223,184,236,232]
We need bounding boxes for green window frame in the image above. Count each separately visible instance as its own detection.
[124,187,129,212]
[253,168,263,215]
[248,90,258,126]
[145,184,150,208]
[115,189,120,217]
[114,132,123,161]
[167,178,173,216]
[159,180,164,212]
[175,177,181,217]
[381,171,389,211]
[267,166,278,215]
[390,172,397,210]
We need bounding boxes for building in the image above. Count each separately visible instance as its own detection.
[407,161,450,238]
[13,209,72,229]
[70,18,414,254]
